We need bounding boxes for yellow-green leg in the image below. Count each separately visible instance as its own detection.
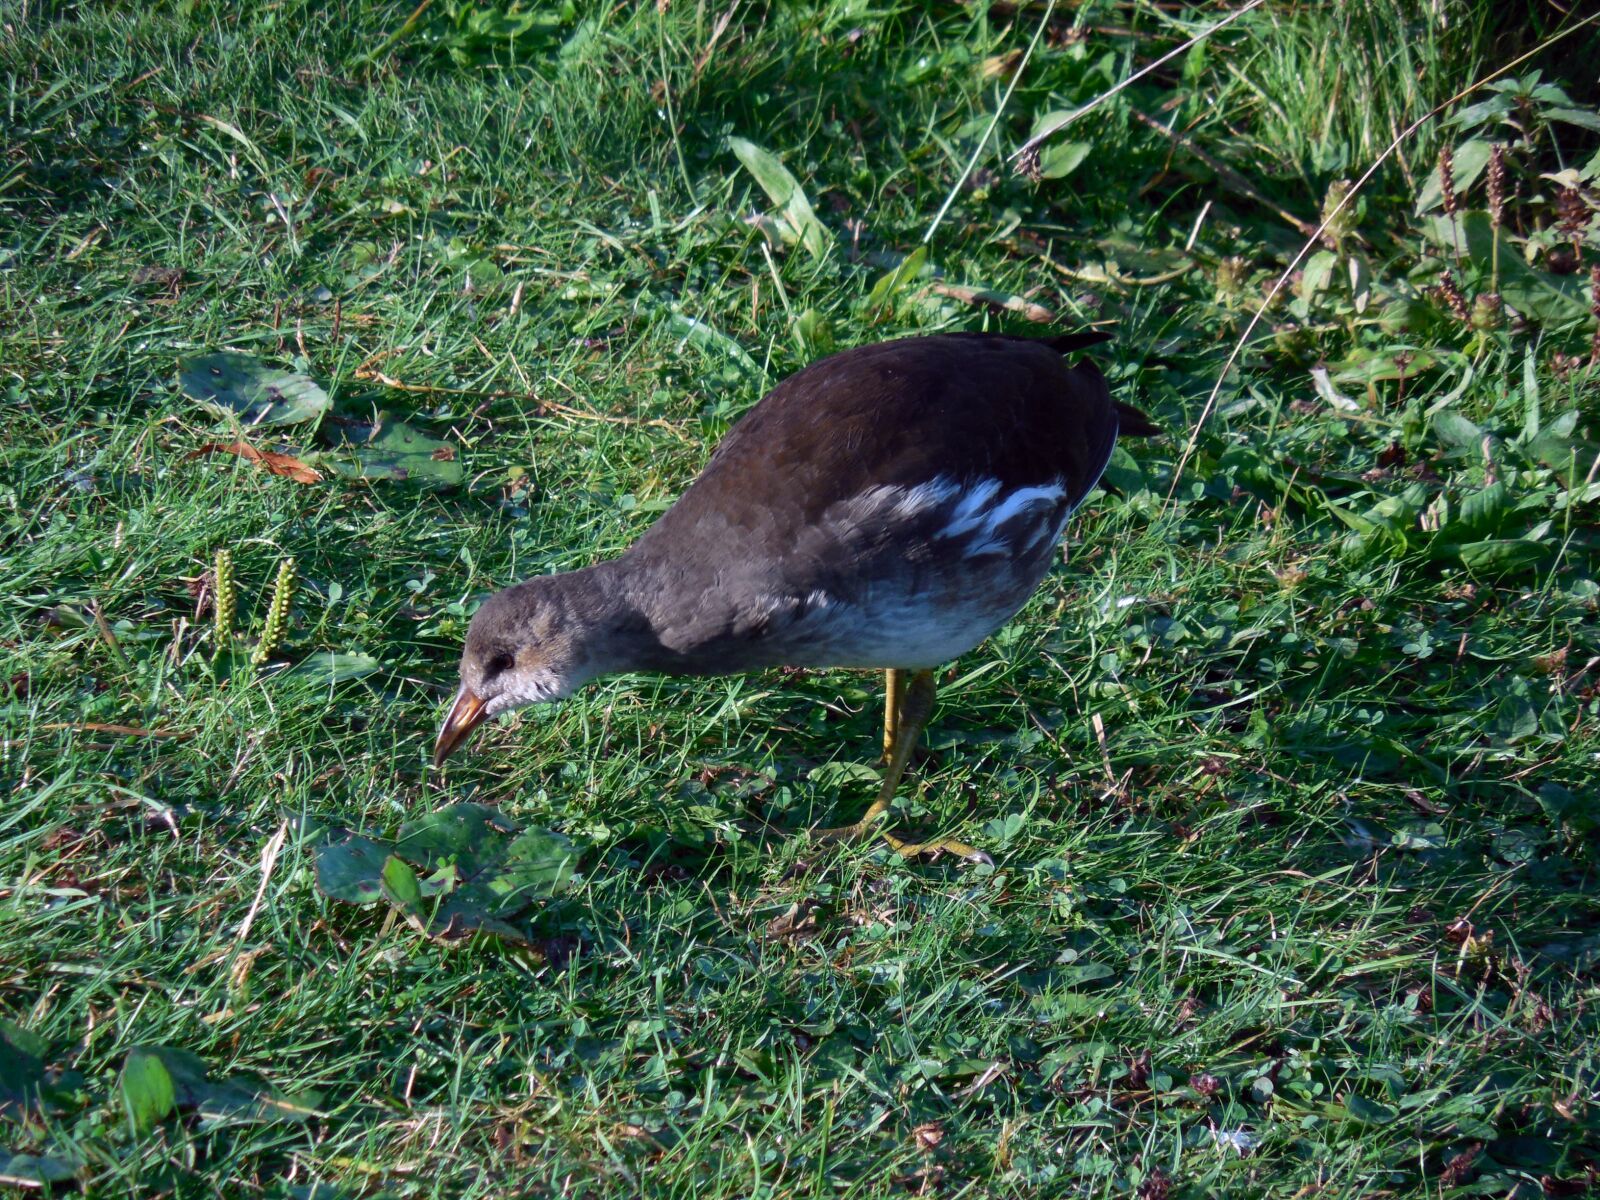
[882,667,904,763]
[813,668,991,864]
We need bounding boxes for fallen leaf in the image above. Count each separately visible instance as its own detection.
[930,282,1055,323]
[316,415,464,488]
[177,353,332,428]
[189,441,322,485]
[766,901,819,938]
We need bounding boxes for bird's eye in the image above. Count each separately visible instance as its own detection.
[485,651,515,678]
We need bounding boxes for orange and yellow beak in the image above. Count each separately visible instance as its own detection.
[432,687,489,769]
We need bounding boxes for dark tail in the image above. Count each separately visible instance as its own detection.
[1045,331,1160,438]
[1115,401,1159,437]
[1043,330,1115,354]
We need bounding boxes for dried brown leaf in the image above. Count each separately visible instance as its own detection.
[190,441,322,485]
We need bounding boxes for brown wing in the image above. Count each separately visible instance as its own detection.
[630,333,1122,562]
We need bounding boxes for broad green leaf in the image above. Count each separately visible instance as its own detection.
[1324,500,1382,536]
[318,806,581,945]
[0,1152,81,1187]
[1055,961,1115,986]
[484,829,578,911]
[727,137,828,260]
[380,855,423,913]
[1457,482,1509,536]
[397,803,519,879]
[1037,140,1091,179]
[1300,249,1338,296]
[318,415,464,488]
[1525,411,1590,485]
[123,1046,319,1126]
[287,650,381,684]
[1415,138,1491,214]
[1431,410,1483,451]
[1391,822,1446,850]
[1029,991,1115,1018]
[865,245,929,314]
[0,1021,46,1116]
[791,308,834,357]
[314,833,391,904]
[665,312,763,379]
[1548,107,1600,133]
[807,761,882,788]
[1538,783,1595,834]
[1332,350,1437,384]
[1456,537,1547,574]
[1344,1094,1397,1125]
[288,651,382,685]
[428,895,537,945]
[1445,94,1514,130]
[121,1049,176,1133]
[134,1046,209,1105]
[178,353,331,428]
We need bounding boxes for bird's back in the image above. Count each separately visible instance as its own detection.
[618,333,1149,671]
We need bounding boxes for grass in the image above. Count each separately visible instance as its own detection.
[3,1,1599,1195]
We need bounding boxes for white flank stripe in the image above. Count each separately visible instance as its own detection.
[939,479,1003,536]
[981,483,1068,530]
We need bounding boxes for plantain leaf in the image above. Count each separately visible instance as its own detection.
[0,1151,81,1187]
[314,833,391,905]
[865,245,930,315]
[1432,410,1484,451]
[317,415,464,488]
[287,651,382,685]
[727,138,829,260]
[178,353,331,428]
[1037,141,1091,179]
[665,311,764,379]
[1455,537,1547,574]
[1344,1094,1397,1125]
[792,307,835,357]
[121,1049,176,1133]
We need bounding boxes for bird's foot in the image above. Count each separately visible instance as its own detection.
[808,668,990,865]
[879,829,993,866]
[810,811,991,866]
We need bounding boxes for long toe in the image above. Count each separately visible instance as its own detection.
[880,831,993,866]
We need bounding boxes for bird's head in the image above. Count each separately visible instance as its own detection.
[432,577,600,768]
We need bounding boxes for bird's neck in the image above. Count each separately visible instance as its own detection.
[551,555,688,681]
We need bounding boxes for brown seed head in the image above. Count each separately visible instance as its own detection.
[1556,187,1588,238]
[1486,143,1507,229]
[1590,265,1600,365]
[1436,269,1469,323]
[1016,145,1042,184]
[1438,145,1459,217]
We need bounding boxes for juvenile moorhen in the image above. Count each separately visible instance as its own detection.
[434,331,1156,861]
